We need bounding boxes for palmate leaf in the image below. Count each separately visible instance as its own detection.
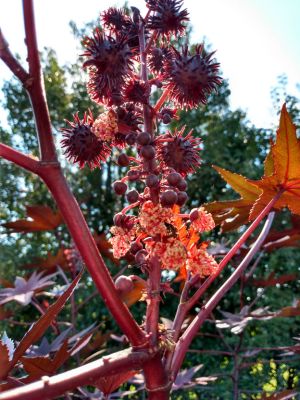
[0,271,57,306]
[204,104,300,230]
[2,205,63,233]
[0,268,84,380]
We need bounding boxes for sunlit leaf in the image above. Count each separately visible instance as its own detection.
[2,205,63,233]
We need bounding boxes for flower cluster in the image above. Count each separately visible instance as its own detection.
[60,0,221,282]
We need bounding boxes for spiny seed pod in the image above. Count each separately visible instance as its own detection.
[82,29,134,105]
[189,208,199,221]
[160,190,178,207]
[137,131,151,145]
[117,106,143,133]
[148,47,170,73]
[126,189,139,203]
[118,153,130,166]
[124,79,150,104]
[135,249,148,264]
[125,132,137,145]
[130,241,143,254]
[115,275,134,293]
[61,112,111,169]
[140,145,156,160]
[113,180,127,195]
[146,174,159,188]
[101,7,130,32]
[157,127,201,175]
[167,172,182,186]
[176,191,188,206]
[127,169,140,181]
[177,178,188,191]
[146,0,189,38]
[163,44,222,109]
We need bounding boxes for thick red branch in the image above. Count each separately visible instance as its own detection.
[145,256,161,344]
[0,349,151,400]
[22,0,57,161]
[0,143,39,174]
[170,211,275,378]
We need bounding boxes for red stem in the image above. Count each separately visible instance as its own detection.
[0,29,30,84]
[0,349,152,400]
[145,256,161,344]
[22,0,57,162]
[0,143,39,174]
[170,210,275,378]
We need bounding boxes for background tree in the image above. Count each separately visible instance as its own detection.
[0,3,300,398]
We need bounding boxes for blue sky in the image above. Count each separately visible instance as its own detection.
[0,0,300,128]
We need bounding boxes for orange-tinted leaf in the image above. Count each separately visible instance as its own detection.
[205,105,300,229]
[22,248,69,272]
[94,370,137,394]
[0,342,10,379]
[0,268,84,379]
[250,105,300,219]
[2,205,63,233]
[204,168,261,231]
[276,300,300,317]
[94,233,119,264]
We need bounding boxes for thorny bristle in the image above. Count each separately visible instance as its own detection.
[83,28,134,105]
[156,127,201,174]
[146,0,189,38]
[123,79,150,104]
[163,44,222,108]
[61,112,111,169]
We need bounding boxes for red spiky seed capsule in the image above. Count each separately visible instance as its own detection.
[167,172,182,186]
[137,131,151,145]
[176,191,188,206]
[146,174,159,188]
[115,275,134,293]
[113,180,127,195]
[118,153,130,166]
[160,190,178,207]
[140,145,156,160]
[126,189,139,203]
[189,208,199,221]
[130,241,143,254]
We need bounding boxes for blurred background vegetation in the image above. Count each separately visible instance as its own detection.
[0,17,300,400]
